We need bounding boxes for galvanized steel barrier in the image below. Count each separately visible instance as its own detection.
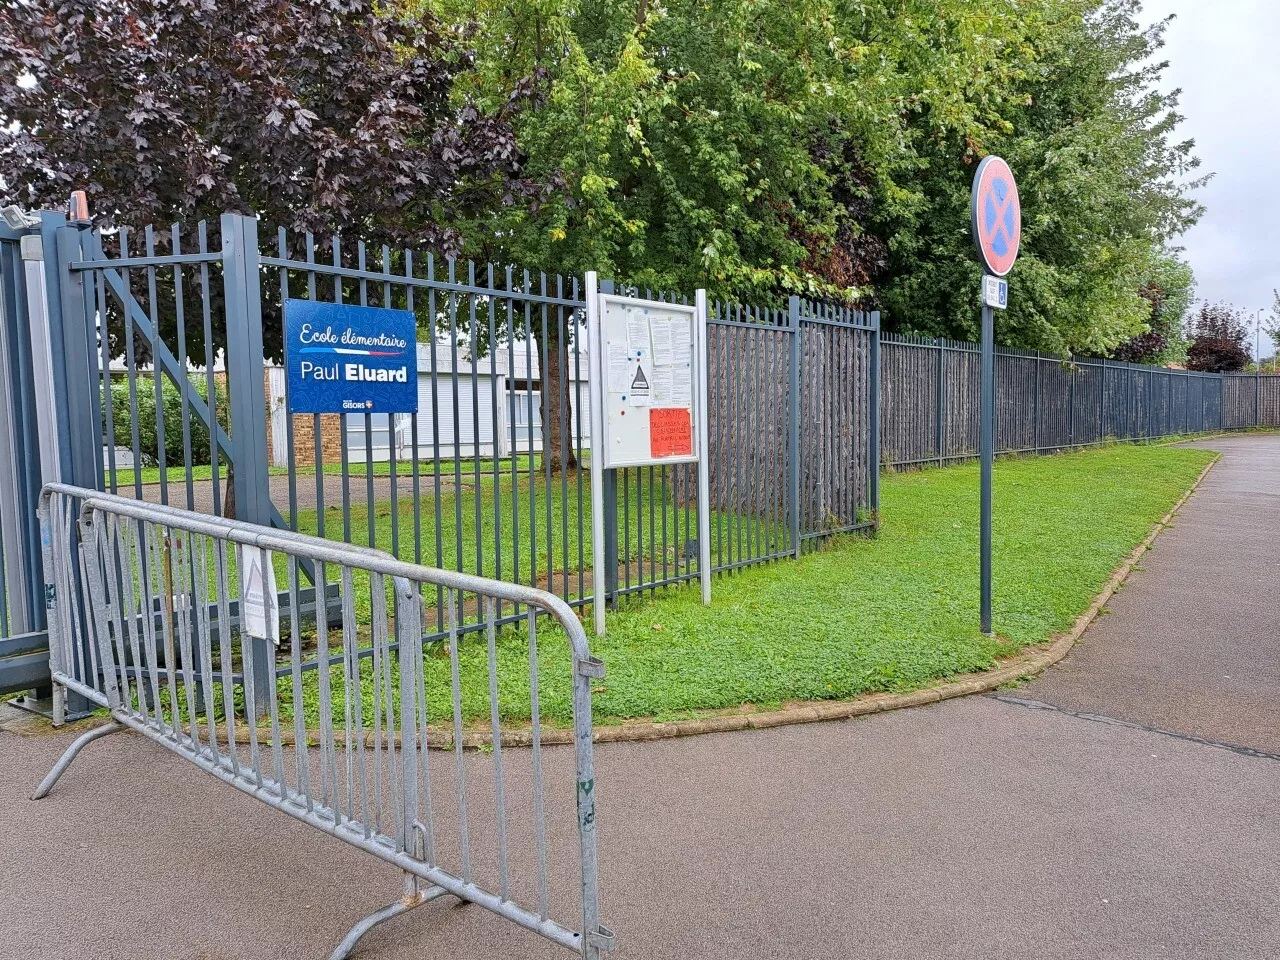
[33,482,612,960]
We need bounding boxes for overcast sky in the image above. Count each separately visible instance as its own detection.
[1143,0,1280,351]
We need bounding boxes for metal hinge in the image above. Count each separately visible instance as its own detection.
[587,926,615,951]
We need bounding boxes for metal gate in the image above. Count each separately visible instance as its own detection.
[34,482,612,959]
[0,204,881,706]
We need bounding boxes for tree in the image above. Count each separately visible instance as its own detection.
[0,0,546,361]
[877,1,1205,354]
[1185,302,1250,372]
[0,0,563,502]
[427,0,875,469]
[1266,289,1280,370]
[432,0,1202,363]
[1112,253,1194,364]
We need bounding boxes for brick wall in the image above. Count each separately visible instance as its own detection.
[264,367,345,466]
[275,412,344,466]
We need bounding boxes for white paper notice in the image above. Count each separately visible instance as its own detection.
[652,367,674,405]
[238,544,280,644]
[671,371,693,407]
[608,344,632,393]
[670,318,692,367]
[650,315,673,366]
[626,309,651,358]
[628,361,651,406]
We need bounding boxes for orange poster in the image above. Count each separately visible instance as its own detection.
[649,407,693,458]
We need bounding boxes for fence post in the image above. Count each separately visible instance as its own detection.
[787,295,802,556]
[935,338,945,466]
[1100,360,1107,441]
[220,212,272,711]
[50,223,102,717]
[598,279,619,604]
[1067,357,1075,448]
[869,310,881,529]
[1033,350,1041,453]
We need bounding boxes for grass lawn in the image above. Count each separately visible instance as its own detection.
[278,441,1214,728]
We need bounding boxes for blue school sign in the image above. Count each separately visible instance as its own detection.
[284,300,418,414]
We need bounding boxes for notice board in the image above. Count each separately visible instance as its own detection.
[597,297,699,468]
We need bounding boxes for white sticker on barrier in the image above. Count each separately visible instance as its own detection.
[238,544,280,644]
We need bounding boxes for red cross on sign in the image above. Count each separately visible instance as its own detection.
[971,156,1021,277]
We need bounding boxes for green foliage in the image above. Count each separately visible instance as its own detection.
[1112,252,1194,364]
[427,0,1201,355]
[878,1,1204,354]
[8,0,1203,357]
[1266,290,1280,360]
[437,0,856,302]
[106,376,229,468]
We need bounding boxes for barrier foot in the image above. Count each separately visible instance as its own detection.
[329,883,450,960]
[31,720,125,800]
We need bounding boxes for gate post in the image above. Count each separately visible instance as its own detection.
[597,279,619,605]
[220,213,273,710]
[1067,358,1075,448]
[53,224,104,492]
[50,221,101,716]
[24,215,72,707]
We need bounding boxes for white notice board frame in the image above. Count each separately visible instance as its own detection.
[586,273,711,635]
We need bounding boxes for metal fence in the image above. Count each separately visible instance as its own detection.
[66,216,875,613]
[34,483,611,959]
[879,334,1280,467]
[6,203,1278,704]
[0,209,877,698]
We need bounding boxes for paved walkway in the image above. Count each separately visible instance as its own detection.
[4,434,1278,959]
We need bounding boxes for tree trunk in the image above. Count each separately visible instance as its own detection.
[536,321,578,473]
[223,462,236,519]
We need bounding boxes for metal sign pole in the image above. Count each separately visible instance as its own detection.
[585,272,608,636]
[980,303,995,636]
[970,155,1020,639]
[694,289,712,604]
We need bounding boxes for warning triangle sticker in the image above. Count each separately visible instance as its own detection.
[631,365,650,392]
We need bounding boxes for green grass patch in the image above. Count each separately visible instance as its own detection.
[272,442,1213,728]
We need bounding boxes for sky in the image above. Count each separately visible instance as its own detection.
[1142,0,1280,355]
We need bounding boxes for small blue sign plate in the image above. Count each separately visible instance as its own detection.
[285,300,418,414]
